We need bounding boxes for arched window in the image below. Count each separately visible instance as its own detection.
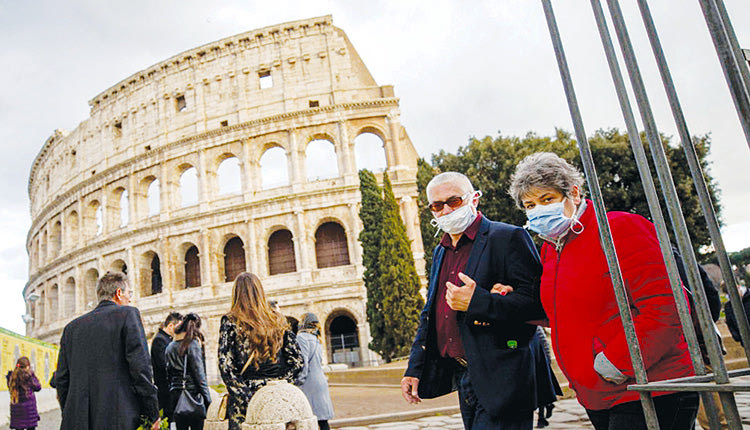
[50,221,62,258]
[48,285,59,322]
[66,211,78,248]
[327,313,360,366]
[180,167,199,207]
[63,277,76,316]
[84,269,99,309]
[147,179,160,216]
[306,139,339,181]
[354,132,387,172]
[223,237,246,282]
[315,222,350,268]
[268,229,296,275]
[218,157,242,195]
[185,246,201,288]
[95,206,103,236]
[120,189,129,227]
[151,255,162,294]
[260,147,289,189]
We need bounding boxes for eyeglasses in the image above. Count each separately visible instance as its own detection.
[429,192,471,212]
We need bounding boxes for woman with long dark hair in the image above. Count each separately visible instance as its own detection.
[166,313,211,430]
[218,272,303,430]
[5,356,41,430]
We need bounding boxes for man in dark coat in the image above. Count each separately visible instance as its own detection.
[401,172,549,429]
[56,271,160,430]
[151,311,183,422]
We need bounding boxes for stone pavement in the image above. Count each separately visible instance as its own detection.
[8,387,750,429]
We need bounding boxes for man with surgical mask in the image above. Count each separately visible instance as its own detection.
[401,172,552,430]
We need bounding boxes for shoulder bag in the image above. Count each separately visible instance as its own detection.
[174,354,207,421]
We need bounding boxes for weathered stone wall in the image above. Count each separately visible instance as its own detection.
[24,16,425,382]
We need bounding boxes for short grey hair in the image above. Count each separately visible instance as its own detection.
[426,172,474,200]
[97,271,129,301]
[508,152,585,209]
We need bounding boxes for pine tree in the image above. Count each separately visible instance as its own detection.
[376,173,424,361]
[357,170,387,357]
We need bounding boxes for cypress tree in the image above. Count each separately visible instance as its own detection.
[357,170,386,357]
[376,173,424,361]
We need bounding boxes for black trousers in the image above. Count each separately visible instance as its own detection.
[170,390,205,430]
[586,392,699,430]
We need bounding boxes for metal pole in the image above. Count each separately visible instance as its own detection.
[712,0,750,114]
[636,0,750,364]
[586,1,722,428]
[605,1,742,427]
[698,0,750,149]
[540,1,659,428]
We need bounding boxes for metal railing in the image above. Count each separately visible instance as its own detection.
[540,1,750,428]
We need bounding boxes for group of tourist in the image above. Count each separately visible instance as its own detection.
[11,151,715,430]
[401,152,701,430]
[49,270,333,430]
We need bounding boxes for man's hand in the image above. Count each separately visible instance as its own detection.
[401,376,421,404]
[151,418,161,430]
[446,272,476,311]
[491,282,514,296]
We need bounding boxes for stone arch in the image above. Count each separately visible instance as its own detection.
[268,228,296,275]
[48,284,59,322]
[217,154,242,195]
[110,259,128,275]
[314,221,350,269]
[84,200,102,237]
[66,210,79,249]
[325,309,361,366]
[223,236,246,282]
[49,220,62,259]
[354,131,387,173]
[38,290,46,326]
[260,145,289,189]
[183,244,201,288]
[83,268,99,309]
[139,176,160,218]
[306,138,339,181]
[108,186,129,228]
[63,277,76,317]
[139,251,162,296]
[179,164,199,207]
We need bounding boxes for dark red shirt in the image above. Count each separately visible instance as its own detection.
[435,212,483,359]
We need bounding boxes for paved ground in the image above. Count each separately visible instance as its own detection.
[8,385,750,429]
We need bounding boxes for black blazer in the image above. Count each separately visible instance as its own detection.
[151,329,172,394]
[56,300,159,430]
[405,216,546,418]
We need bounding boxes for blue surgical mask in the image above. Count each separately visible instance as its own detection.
[525,200,574,239]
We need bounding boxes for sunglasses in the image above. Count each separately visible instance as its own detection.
[429,192,471,212]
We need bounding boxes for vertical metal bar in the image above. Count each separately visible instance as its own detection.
[587,1,722,428]
[712,0,750,110]
[540,1,659,428]
[605,1,742,428]
[636,0,750,364]
[698,0,750,149]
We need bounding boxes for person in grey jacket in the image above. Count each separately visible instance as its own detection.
[166,313,211,430]
[295,313,334,430]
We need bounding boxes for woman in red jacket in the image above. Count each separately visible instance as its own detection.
[508,152,697,430]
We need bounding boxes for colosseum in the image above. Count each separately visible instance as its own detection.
[24,15,425,381]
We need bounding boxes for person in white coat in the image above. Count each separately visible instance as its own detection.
[295,313,334,430]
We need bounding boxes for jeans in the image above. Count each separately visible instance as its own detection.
[455,365,533,430]
[586,392,699,430]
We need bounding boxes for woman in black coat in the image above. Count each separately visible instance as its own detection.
[166,313,211,430]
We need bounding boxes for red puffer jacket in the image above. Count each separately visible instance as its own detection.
[540,200,693,410]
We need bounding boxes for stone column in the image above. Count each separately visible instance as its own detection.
[347,203,362,265]
[200,229,212,286]
[198,149,210,212]
[128,174,138,226]
[288,129,304,187]
[247,219,259,275]
[159,163,171,221]
[295,210,310,271]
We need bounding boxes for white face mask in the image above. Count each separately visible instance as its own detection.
[430,193,478,235]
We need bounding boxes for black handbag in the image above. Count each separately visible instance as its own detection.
[174,354,206,421]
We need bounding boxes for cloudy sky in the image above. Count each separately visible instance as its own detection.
[1,1,748,334]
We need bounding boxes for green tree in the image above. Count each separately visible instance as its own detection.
[420,129,721,257]
[357,169,386,357]
[375,173,424,361]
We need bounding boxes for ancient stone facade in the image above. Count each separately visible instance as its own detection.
[24,16,424,382]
